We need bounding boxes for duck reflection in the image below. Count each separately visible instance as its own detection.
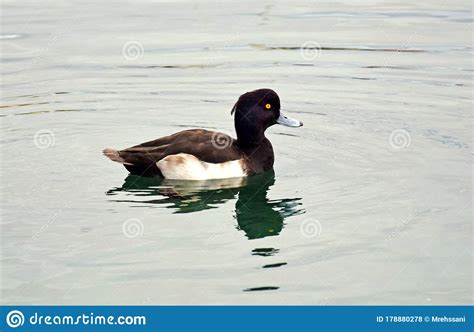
[106,170,304,239]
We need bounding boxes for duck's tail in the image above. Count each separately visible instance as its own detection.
[103,147,165,176]
[103,148,133,165]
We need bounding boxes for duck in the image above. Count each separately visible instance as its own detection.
[103,88,302,180]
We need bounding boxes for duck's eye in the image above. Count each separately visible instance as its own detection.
[265,103,272,110]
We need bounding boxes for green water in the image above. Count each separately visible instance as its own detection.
[1,1,472,304]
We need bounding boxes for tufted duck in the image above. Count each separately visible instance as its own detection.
[103,88,302,179]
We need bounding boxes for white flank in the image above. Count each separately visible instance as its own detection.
[157,153,247,180]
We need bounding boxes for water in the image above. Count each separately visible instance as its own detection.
[1,1,472,305]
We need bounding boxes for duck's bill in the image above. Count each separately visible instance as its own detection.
[276,112,303,127]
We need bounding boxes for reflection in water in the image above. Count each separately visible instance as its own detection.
[107,170,304,239]
[243,286,280,292]
[234,172,304,239]
[251,248,280,257]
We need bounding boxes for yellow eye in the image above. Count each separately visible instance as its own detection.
[265,103,271,110]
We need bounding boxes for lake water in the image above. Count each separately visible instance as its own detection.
[1,1,472,305]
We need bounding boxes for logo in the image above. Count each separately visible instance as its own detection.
[34,129,55,149]
[300,41,322,60]
[122,41,144,61]
[122,218,144,238]
[300,218,322,238]
[211,132,232,150]
[389,129,411,149]
[6,310,25,328]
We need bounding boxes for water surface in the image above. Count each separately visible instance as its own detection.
[1,1,472,304]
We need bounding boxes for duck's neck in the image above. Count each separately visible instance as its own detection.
[236,135,275,174]
[235,118,266,148]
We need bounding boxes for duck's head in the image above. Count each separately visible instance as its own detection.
[231,89,302,146]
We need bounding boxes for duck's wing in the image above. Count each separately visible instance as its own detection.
[103,129,241,176]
